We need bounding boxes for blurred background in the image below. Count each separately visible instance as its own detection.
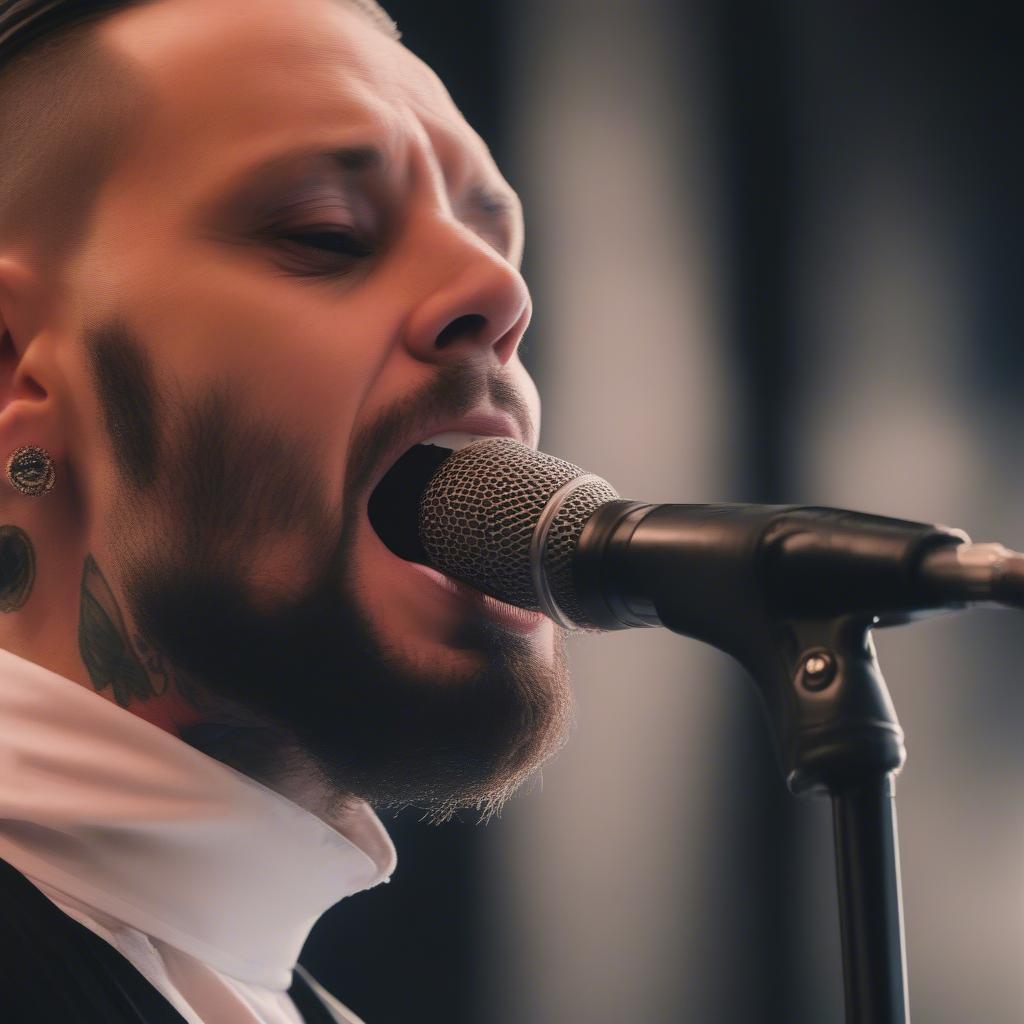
[301,2,1024,1021]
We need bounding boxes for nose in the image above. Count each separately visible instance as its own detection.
[401,226,532,367]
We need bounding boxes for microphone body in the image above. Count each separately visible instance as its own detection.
[411,438,974,638]
[571,500,964,637]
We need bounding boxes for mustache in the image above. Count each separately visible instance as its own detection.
[345,364,535,501]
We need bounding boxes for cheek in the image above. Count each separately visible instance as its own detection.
[117,260,406,494]
[236,528,334,612]
[157,277,372,412]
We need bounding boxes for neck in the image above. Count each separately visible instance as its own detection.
[0,506,203,736]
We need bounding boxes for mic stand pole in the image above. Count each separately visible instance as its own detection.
[831,773,907,1022]
[764,613,909,1023]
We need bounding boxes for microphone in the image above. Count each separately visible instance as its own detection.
[369,437,1024,641]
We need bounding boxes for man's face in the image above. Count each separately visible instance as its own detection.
[58,0,572,817]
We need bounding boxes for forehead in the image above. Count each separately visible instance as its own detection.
[96,0,504,207]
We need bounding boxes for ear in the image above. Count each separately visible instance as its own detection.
[0,256,63,470]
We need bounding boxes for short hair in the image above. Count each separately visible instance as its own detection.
[0,0,399,66]
[0,0,400,274]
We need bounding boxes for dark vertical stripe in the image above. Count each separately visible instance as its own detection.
[667,1,806,1020]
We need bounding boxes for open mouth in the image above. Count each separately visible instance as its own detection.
[365,436,547,635]
[366,440,455,563]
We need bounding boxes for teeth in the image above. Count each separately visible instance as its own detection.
[419,431,498,452]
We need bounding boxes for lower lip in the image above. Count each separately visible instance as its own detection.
[362,513,547,635]
[405,562,548,635]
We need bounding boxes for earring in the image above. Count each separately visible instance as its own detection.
[6,445,55,497]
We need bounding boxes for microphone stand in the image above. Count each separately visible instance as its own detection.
[551,488,1024,1020]
[570,503,982,1023]
[772,612,910,1023]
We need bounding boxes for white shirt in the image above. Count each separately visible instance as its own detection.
[0,645,397,1024]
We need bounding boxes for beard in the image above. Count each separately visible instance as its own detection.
[87,319,573,823]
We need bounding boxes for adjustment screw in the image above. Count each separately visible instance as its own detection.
[801,650,836,691]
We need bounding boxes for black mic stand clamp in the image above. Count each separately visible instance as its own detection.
[574,502,976,1024]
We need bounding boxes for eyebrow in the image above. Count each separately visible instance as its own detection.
[234,143,521,259]
[323,144,382,174]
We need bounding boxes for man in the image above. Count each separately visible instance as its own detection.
[0,0,573,1020]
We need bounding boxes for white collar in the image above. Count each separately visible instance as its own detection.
[0,645,396,990]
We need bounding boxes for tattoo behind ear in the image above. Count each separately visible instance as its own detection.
[0,524,35,612]
[78,553,161,706]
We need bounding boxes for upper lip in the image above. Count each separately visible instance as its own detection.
[361,410,532,501]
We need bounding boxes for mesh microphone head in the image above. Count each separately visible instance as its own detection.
[418,438,618,627]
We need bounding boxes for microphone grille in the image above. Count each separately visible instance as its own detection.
[418,437,617,618]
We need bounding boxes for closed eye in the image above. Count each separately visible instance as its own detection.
[277,228,374,258]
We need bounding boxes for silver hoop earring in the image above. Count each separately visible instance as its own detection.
[6,445,55,497]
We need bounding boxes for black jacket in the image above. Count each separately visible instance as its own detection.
[0,856,337,1023]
